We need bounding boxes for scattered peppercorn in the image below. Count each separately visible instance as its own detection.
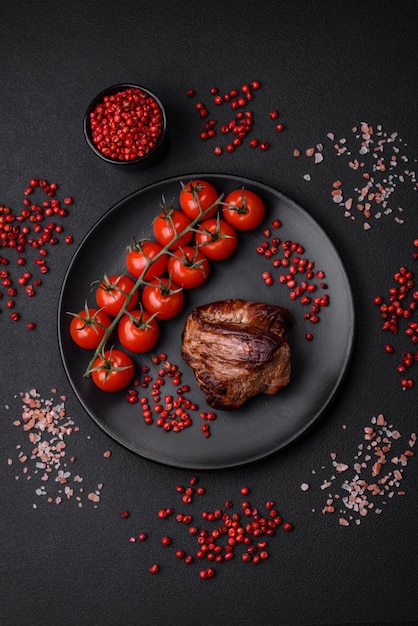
[0,180,74,327]
[126,354,217,438]
[129,480,293,579]
[373,244,418,388]
[187,80,285,155]
[255,220,329,340]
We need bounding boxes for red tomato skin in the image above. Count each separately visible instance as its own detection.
[223,189,266,230]
[195,219,238,260]
[142,277,184,320]
[69,308,112,350]
[117,309,159,353]
[152,210,192,250]
[179,179,219,220]
[95,274,138,316]
[167,246,210,289]
[91,349,134,392]
[126,241,167,280]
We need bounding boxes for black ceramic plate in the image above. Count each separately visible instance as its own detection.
[58,174,355,469]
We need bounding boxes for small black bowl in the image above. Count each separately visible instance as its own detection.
[83,83,168,167]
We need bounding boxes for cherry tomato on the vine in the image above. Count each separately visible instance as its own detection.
[95,274,138,317]
[167,246,210,289]
[142,276,184,320]
[223,188,266,230]
[152,206,192,250]
[195,217,238,260]
[126,240,168,281]
[69,305,112,350]
[117,308,159,353]
[90,348,134,392]
[179,179,220,221]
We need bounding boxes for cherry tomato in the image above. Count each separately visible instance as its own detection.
[142,276,184,320]
[195,217,238,260]
[95,274,138,317]
[179,179,219,220]
[223,188,266,230]
[152,207,192,250]
[69,306,112,350]
[91,348,134,392]
[117,309,159,353]
[167,246,210,289]
[126,240,168,281]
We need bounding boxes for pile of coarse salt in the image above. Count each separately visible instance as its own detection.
[293,122,417,230]
[303,413,416,526]
[6,388,111,508]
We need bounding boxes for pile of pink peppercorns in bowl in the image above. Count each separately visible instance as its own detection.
[83,83,167,167]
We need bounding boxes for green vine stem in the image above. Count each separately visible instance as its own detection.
[83,189,225,378]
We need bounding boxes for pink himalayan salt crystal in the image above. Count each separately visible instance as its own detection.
[335,463,349,473]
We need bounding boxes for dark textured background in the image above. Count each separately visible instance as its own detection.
[1,2,417,625]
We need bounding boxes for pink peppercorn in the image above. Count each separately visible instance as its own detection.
[88,86,164,162]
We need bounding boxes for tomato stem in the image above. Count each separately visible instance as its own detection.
[127,306,159,329]
[67,302,109,334]
[87,346,133,379]
[84,186,224,377]
[221,187,248,215]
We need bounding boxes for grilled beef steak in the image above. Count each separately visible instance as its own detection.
[181,299,291,410]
